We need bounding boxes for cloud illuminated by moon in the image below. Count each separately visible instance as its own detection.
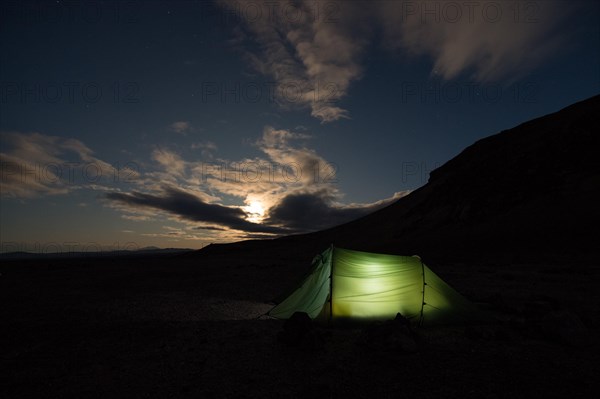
[244,201,265,223]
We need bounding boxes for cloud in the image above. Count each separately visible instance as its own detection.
[257,126,329,186]
[3,127,407,238]
[191,141,218,159]
[0,131,121,198]
[258,127,310,147]
[379,0,570,82]
[105,185,290,234]
[151,148,187,177]
[4,127,407,237]
[219,0,571,121]
[191,141,217,151]
[193,225,227,231]
[218,0,369,123]
[169,121,194,135]
[182,126,331,213]
[264,189,408,232]
[104,124,405,236]
[0,130,408,240]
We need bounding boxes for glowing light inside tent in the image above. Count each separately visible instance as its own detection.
[332,256,424,320]
[269,247,475,325]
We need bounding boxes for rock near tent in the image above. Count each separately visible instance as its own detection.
[269,246,476,326]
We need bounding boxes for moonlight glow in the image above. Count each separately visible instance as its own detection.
[0,0,596,250]
[244,201,265,223]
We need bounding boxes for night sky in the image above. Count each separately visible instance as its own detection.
[1,0,599,252]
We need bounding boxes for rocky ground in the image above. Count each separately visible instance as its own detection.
[1,253,599,398]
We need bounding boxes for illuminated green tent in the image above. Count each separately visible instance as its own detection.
[269,246,475,325]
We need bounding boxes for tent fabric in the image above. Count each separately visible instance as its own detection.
[268,248,332,319]
[268,246,475,325]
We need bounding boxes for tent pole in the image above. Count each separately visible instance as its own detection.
[419,258,426,326]
[329,244,334,324]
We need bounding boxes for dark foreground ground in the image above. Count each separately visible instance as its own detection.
[1,252,599,398]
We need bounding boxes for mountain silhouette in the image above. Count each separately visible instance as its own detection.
[198,95,600,263]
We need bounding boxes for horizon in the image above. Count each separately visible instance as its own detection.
[1,0,599,253]
[0,95,595,255]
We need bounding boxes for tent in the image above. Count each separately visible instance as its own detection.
[269,246,475,325]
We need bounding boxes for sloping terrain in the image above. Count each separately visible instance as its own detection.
[3,96,600,398]
[199,95,600,263]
